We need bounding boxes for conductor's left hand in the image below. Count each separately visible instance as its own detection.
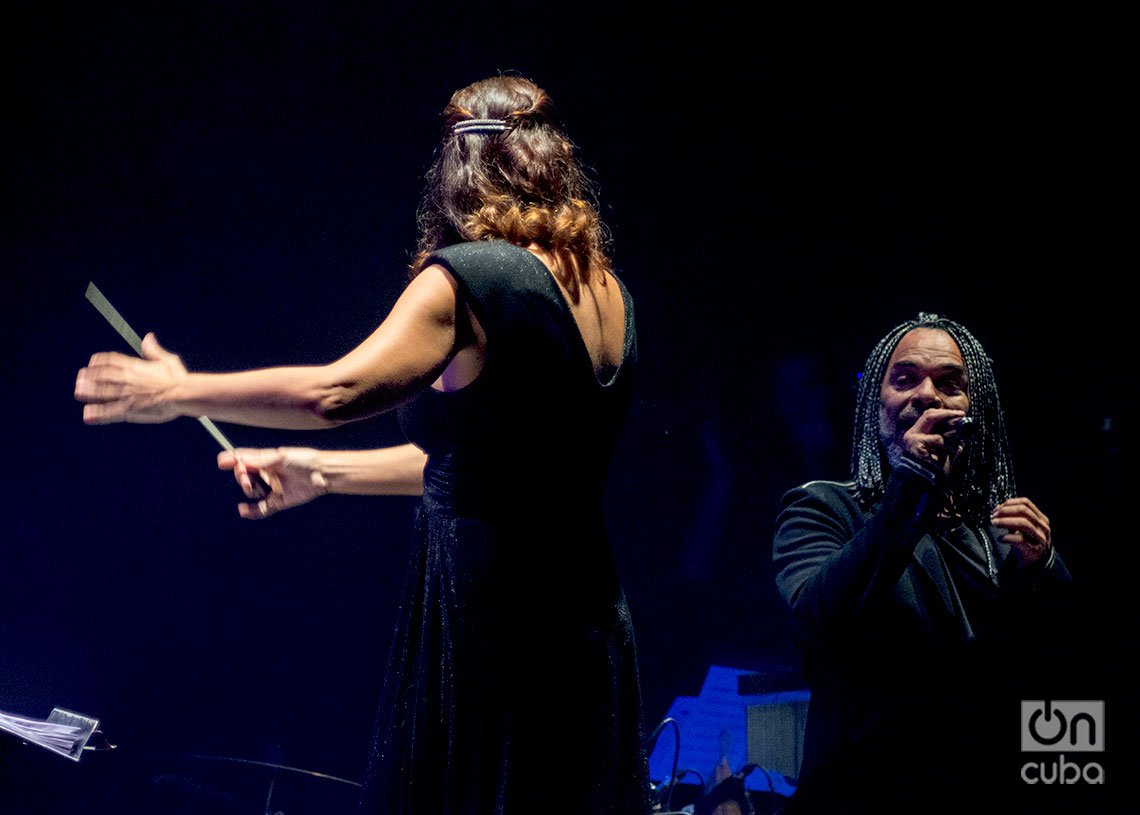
[75,333,186,424]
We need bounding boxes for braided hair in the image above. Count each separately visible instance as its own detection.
[851,313,1016,522]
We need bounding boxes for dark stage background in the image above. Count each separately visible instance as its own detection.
[2,3,1130,813]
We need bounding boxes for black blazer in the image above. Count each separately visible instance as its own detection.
[773,458,1071,811]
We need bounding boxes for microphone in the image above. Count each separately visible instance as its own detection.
[942,416,975,443]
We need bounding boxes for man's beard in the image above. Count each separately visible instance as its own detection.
[879,404,910,470]
[882,436,907,470]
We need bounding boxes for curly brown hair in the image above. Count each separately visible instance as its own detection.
[411,76,612,287]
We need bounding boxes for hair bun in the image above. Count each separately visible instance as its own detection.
[505,108,538,128]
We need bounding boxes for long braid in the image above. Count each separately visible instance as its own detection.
[851,313,1016,522]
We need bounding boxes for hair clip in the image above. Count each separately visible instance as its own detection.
[452,118,511,136]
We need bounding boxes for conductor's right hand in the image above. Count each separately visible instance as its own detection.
[218,447,328,520]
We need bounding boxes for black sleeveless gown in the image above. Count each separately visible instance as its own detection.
[357,241,650,815]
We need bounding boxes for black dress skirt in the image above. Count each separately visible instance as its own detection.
[357,240,650,815]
